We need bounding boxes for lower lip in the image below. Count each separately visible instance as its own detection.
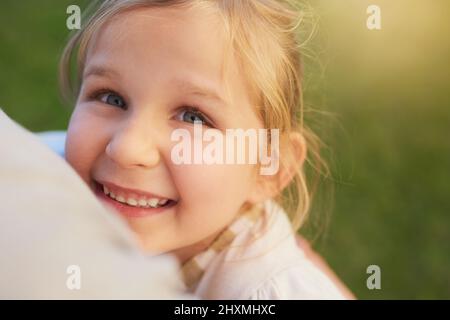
[93,181,176,218]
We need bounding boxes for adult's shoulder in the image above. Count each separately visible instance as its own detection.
[0,109,187,299]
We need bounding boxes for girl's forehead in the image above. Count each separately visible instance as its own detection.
[89,6,226,62]
[86,6,227,84]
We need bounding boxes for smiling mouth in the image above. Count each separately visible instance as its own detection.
[93,180,177,216]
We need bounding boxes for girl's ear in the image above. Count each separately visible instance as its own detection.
[247,132,307,204]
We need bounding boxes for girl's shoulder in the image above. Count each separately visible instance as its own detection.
[36,130,66,157]
[194,200,346,299]
[247,258,346,300]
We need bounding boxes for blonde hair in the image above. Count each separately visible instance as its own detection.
[59,0,329,233]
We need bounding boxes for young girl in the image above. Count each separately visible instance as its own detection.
[60,0,347,299]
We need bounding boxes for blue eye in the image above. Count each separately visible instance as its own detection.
[178,109,210,126]
[99,92,126,109]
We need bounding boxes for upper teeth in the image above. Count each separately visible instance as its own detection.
[103,185,169,208]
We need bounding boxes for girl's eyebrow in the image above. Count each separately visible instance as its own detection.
[175,78,227,108]
[83,65,227,107]
[83,65,120,79]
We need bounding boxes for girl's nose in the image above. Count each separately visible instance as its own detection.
[105,118,161,169]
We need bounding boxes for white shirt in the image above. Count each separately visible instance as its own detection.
[193,200,346,299]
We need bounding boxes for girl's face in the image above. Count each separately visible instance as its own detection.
[65,6,265,261]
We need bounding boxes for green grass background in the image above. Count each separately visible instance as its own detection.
[0,0,449,299]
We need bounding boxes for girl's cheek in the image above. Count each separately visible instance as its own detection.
[65,107,108,183]
[169,161,255,207]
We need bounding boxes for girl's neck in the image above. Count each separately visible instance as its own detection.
[171,229,224,265]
